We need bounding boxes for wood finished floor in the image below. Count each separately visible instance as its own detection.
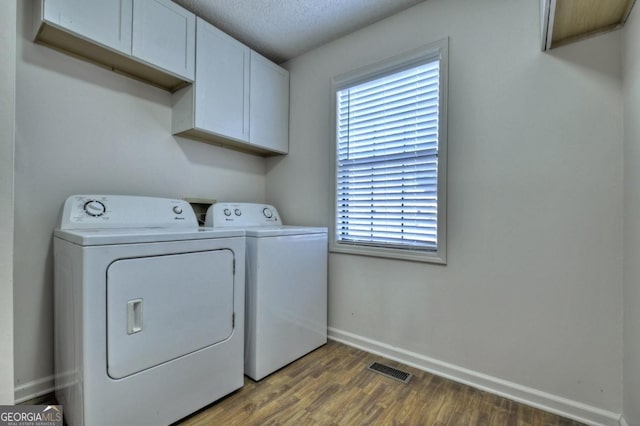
[176,341,584,426]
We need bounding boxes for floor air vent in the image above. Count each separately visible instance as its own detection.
[367,361,412,384]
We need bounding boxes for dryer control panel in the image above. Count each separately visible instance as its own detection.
[59,195,198,229]
[205,203,282,227]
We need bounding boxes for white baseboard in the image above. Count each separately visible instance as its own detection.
[328,327,622,426]
[14,375,55,404]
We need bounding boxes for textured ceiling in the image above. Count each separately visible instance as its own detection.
[173,0,426,64]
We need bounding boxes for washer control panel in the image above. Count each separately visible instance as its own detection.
[205,203,282,227]
[58,195,198,230]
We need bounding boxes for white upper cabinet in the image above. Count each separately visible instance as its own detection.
[249,51,289,154]
[193,18,250,143]
[42,0,132,54]
[132,0,195,81]
[34,0,195,91]
[172,18,289,156]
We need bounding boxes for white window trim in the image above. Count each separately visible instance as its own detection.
[329,38,448,264]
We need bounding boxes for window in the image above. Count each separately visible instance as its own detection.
[331,39,448,264]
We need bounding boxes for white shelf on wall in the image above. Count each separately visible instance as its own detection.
[541,0,636,50]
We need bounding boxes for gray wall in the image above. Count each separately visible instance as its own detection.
[267,0,624,419]
[0,0,16,405]
[623,4,640,425]
[13,2,267,400]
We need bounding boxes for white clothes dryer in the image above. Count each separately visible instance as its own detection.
[205,203,327,381]
[53,195,245,426]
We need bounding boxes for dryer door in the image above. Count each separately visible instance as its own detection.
[106,249,235,379]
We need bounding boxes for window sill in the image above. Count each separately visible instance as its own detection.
[330,243,446,265]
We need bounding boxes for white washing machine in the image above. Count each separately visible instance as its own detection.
[53,195,245,426]
[205,203,327,381]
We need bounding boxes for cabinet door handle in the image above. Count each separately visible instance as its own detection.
[127,299,143,335]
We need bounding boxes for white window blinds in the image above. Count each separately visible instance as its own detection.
[335,59,441,251]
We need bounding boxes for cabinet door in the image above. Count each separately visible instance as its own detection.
[194,18,250,143]
[131,0,195,81]
[249,51,289,153]
[43,0,132,54]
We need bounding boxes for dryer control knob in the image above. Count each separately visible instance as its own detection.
[224,209,232,216]
[234,208,242,216]
[84,200,106,217]
[263,208,273,219]
[173,206,183,214]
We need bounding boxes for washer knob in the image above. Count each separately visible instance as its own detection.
[224,209,232,217]
[84,200,106,217]
[173,206,183,214]
[263,207,273,219]
[234,208,242,216]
